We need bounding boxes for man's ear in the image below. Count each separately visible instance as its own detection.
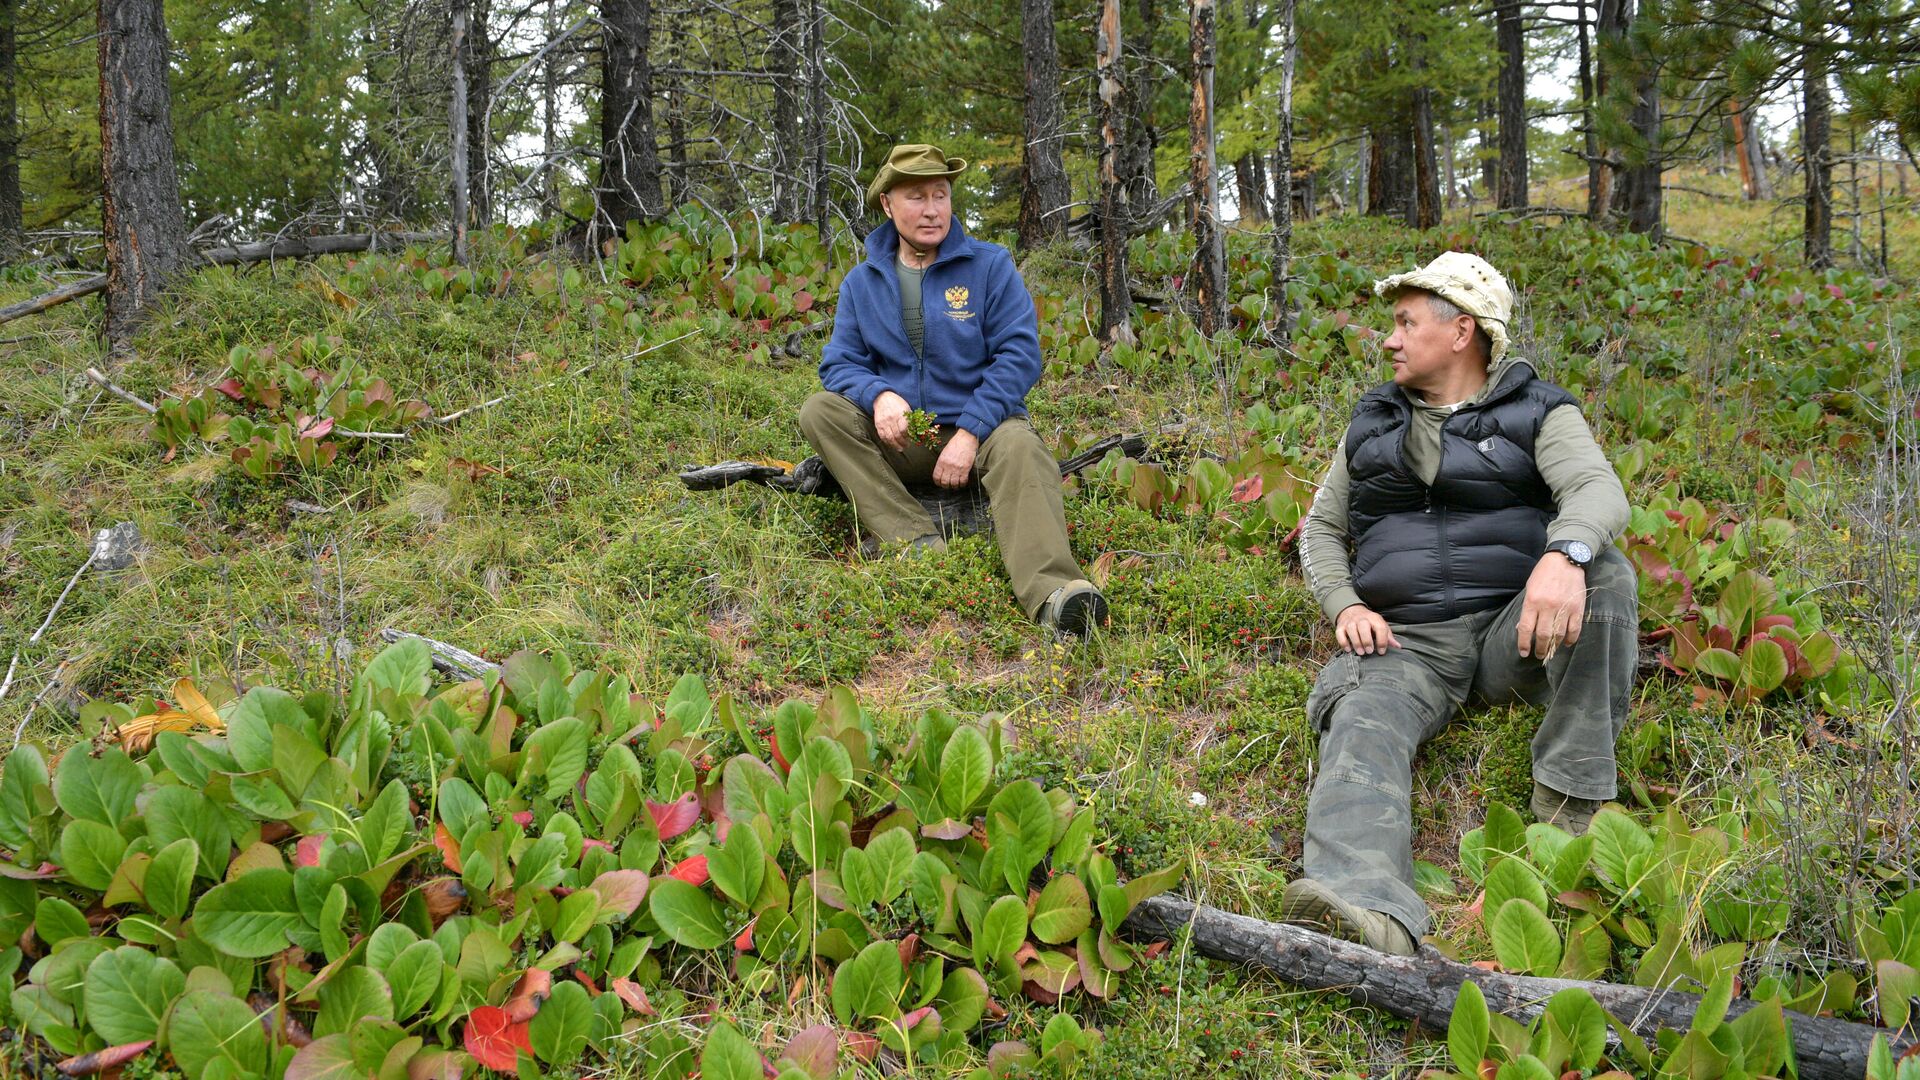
[1454,315,1477,353]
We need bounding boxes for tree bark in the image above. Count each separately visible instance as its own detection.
[1411,84,1440,228]
[1802,43,1833,269]
[1123,895,1915,1080]
[1369,121,1412,220]
[1477,97,1497,200]
[1119,0,1160,221]
[1742,101,1771,199]
[1095,0,1134,346]
[98,0,190,347]
[1622,60,1661,236]
[540,0,560,218]
[450,0,471,265]
[1590,0,1627,223]
[1578,0,1600,216]
[1495,0,1527,209]
[465,0,491,225]
[1728,98,1758,200]
[806,0,827,237]
[1187,0,1224,337]
[599,0,665,242]
[769,0,801,222]
[1268,0,1295,347]
[1233,156,1266,222]
[0,0,19,257]
[1018,0,1070,248]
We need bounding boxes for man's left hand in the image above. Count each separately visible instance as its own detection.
[1516,553,1587,660]
[933,430,979,489]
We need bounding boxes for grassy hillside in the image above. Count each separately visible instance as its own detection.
[0,207,1914,1079]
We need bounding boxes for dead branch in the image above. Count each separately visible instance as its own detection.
[0,232,443,327]
[1122,894,1913,1080]
[376,628,500,681]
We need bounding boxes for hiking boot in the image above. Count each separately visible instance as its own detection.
[1531,780,1603,836]
[1037,579,1109,637]
[1278,878,1416,956]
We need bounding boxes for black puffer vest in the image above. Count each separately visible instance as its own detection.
[1345,361,1577,624]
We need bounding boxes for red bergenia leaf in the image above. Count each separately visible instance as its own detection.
[1229,475,1263,503]
[667,855,709,887]
[213,378,246,401]
[462,1006,532,1072]
[734,917,756,952]
[647,793,701,840]
[510,810,535,828]
[609,977,656,1016]
[587,869,649,918]
[294,835,324,868]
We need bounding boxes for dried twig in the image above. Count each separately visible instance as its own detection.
[84,367,158,414]
[431,327,702,425]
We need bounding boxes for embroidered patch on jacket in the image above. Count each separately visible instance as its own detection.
[944,285,975,321]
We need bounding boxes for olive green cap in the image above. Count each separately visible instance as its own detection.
[866,143,967,211]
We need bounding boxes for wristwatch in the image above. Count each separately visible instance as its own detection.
[1545,539,1593,569]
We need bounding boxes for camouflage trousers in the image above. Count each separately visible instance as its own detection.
[1302,546,1638,941]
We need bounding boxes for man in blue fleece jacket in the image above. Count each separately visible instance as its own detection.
[798,143,1107,635]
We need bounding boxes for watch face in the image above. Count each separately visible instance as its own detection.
[1565,540,1593,565]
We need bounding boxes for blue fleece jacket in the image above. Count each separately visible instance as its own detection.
[818,219,1043,440]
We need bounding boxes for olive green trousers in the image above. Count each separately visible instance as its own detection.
[797,391,1083,618]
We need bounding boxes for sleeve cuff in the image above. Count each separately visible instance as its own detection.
[1546,522,1610,555]
[853,381,892,412]
[956,412,996,440]
[1322,587,1365,624]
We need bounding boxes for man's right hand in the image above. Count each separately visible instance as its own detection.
[1335,604,1402,655]
[873,391,910,451]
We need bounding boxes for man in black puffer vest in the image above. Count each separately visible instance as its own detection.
[1279,252,1636,956]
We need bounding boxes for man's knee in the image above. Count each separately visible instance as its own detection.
[1584,546,1638,622]
[799,391,861,442]
[976,419,1053,471]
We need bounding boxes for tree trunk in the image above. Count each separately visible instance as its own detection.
[1119,0,1160,222]
[1187,0,1224,338]
[1234,155,1267,222]
[1802,45,1832,269]
[1095,0,1134,345]
[1591,0,1627,223]
[1369,122,1412,219]
[1477,97,1497,200]
[98,0,190,346]
[1411,84,1440,228]
[599,0,665,242]
[1123,895,1916,1080]
[1743,102,1771,199]
[806,0,827,237]
[663,13,684,206]
[540,0,560,218]
[1728,98,1757,200]
[1018,0,1070,248]
[450,0,470,265]
[1495,0,1527,209]
[1268,0,1295,347]
[1622,61,1661,236]
[1441,124,1456,208]
[1578,0,1600,216]
[0,0,19,257]
[769,0,801,222]
[465,0,491,225]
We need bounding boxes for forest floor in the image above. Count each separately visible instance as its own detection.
[1,175,1916,1078]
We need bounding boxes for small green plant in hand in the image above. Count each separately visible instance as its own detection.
[907,407,942,449]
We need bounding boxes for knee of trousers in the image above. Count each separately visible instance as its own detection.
[799,391,860,443]
[1583,546,1639,623]
[977,421,1054,472]
[1312,683,1429,793]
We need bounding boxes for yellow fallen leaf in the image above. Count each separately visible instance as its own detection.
[113,677,224,752]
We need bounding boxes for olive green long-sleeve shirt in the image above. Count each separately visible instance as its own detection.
[1300,357,1630,623]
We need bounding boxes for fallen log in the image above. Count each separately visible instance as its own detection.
[1123,894,1912,1080]
[0,231,442,327]
[377,628,499,682]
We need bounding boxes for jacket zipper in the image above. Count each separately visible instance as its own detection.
[1435,413,1455,612]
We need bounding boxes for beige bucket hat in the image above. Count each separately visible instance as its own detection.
[866,143,968,211]
[1374,251,1514,363]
